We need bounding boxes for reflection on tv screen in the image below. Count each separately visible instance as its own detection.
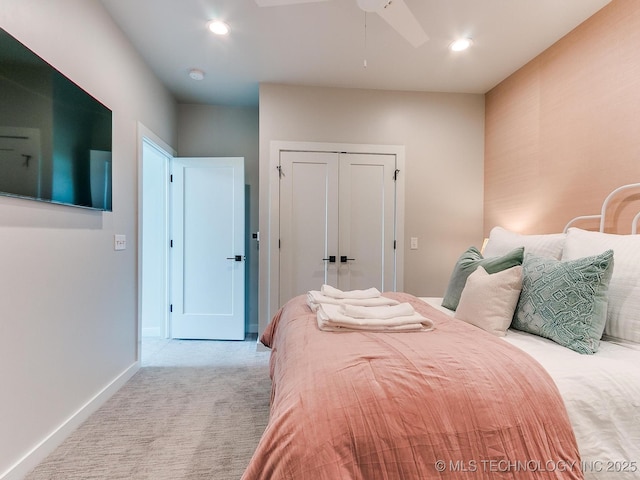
[0,28,112,211]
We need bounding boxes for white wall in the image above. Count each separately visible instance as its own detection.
[258,84,485,333]
[177,104,259,333]
[0,1,177,478]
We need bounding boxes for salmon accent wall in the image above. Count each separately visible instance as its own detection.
[485,0,640,235]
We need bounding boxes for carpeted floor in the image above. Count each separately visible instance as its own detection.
[25,338,272,480]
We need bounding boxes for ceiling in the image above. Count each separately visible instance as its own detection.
[99,0,611,107]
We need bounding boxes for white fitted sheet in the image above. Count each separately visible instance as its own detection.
[421,297,640,480]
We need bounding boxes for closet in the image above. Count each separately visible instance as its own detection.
[278,150,398,305]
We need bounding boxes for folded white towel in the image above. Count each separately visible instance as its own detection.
[340,302,415,319]
[317,316,425,332]
[320,284,381,299]
[317,303,434,332]
[307,291,399,312]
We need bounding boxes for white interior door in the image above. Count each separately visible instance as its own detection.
[171,157,245,340]
[278,151,338,305]
[278,150,397,305]
[338,153,396,291]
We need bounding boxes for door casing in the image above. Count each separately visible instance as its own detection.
[138,124,175,353]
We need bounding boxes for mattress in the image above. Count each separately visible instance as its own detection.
[421,297,640,480]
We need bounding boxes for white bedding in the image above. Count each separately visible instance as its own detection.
[421,297,640,480]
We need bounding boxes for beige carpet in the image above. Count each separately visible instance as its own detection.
[25,338,272,480]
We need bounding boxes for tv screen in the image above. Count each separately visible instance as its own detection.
[0,28,112,211]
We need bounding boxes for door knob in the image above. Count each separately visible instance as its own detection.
[226,255,243,261]
[340,256,355,263]
[322,255,336,263]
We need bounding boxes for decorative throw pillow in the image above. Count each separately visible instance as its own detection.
[441,246,524,311]
[483,226,566,260]
[512,250,614,354]
[563,228,640,343]
[454,266,523,337]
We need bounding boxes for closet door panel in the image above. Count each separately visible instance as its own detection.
[279,151,339,305]
[339,153,396,292]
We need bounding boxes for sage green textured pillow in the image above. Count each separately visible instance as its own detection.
[512,250,614,354]
[442,246,524,311]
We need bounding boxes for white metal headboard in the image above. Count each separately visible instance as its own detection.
[563,182,640,234]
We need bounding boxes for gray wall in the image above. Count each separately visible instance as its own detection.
[177,104,260,333]
[258,84,485,333]
[0,0,177,477]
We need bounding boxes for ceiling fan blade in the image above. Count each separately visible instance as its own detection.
[255,0,329,6]
[376,0,428,47]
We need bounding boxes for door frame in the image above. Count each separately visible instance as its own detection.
[137,123,175,355]
[265,140,405,325]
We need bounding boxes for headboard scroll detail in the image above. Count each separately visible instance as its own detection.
[564,183,640,234]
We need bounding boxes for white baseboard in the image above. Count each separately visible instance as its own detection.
[1,362,140,480]
[142,326,162,337]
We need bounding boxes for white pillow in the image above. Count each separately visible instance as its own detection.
[562,228,640,343]
[454,265,523,337]
[483,226,565,260]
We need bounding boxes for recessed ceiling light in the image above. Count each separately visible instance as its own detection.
[450,38,473,52]
[188,68,205,81]
[208,20,229,36]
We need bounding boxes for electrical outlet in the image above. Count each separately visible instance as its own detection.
[410,237,418,250]
[114,234,126,251]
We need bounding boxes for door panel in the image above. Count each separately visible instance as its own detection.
[171,157,245,340]
[339,154,396,291]
[279,151,338,305]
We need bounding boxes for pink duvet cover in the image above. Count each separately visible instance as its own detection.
[242,293,583,480]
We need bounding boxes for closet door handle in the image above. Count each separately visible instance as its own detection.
[340,256,355,263]
[322,255,336,263]
[226,255,244,262]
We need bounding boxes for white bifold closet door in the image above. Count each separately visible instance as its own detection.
[338,153,396,293]
[278,151,396,306]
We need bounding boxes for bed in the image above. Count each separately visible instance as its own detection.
[422,297,640,480]
[242,186,640,480]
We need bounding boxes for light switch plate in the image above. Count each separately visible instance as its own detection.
[114,234,126,251]
[410,237,418,250]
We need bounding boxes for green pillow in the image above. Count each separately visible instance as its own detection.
[512,250,614,354]
[442,246,524,310]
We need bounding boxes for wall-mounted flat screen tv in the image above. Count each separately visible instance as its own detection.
[0,28,112,211]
